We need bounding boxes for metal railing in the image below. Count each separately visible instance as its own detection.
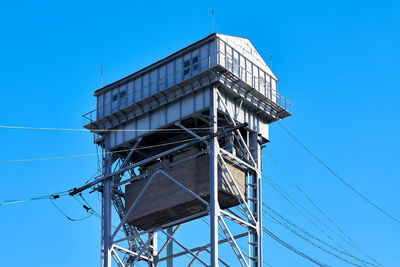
[83,109,97,125]
[84,51,291,124]
[219,53,292,112]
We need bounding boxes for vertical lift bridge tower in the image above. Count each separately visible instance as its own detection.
[82,33,291,267]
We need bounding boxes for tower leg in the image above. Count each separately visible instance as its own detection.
[210,85,219,267]
[102,154,112,267]
[256,137,263,267]
[149,232,158,267]
[166,227,173,267]
[251,133,263,267]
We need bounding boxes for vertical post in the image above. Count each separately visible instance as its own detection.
[101,185,105,266]
[102,153,112,267]
[166,227,173,267]
[251,133,263,267]
[149,232,158,267]
[210,85,219,267]
[256,134,263,267]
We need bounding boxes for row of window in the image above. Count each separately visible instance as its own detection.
[112,90,127,102]
[183,55,200,76]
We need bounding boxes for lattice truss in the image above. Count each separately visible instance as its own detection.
[94,88,263,267]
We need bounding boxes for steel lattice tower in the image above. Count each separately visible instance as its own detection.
[75,33,291,267]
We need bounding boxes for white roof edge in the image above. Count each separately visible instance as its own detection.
[215,33,278,81]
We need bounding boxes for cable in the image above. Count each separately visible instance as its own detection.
[208,138,379,266]
[0,125,226,132]
[224,144,381,266]
[278,121,400,225]
[261,171,383,266]
[0,137,200,163]
[263,226,329,267]
[0,190,72,206]
[49,197,93,222]
[265,150,380,266]
[263,204,378,267]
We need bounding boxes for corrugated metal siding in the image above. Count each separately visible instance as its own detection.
[94,35,280,149]
[105,87,211,149]
[96,40,217,121]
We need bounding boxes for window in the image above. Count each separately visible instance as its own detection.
[183,55,200,77]
[112,94,118,102]
[119,90,126,98]
[192,56,199,72]
[183,59,191,76]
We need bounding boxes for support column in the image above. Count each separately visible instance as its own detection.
[166,227,173,267]
[255,134,263,267]
[210,85,219,267]
[149,232,158,267]
[102,153,112,267]
[250,133,263,267]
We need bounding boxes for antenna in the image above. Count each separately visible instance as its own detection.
[212,10,215,33]
[101,66,103,87]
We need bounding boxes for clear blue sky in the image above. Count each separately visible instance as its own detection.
[0,0,399,266]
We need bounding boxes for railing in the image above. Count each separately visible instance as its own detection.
[82,109,97,125]
[82,109,103,143]
[219,52,292,112]
[85,50,292,124]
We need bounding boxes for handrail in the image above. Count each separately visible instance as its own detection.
[84,51,291,124]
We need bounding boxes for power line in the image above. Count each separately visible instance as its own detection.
[0,125,221,133]
[263,204,378,267]
[0,137,199,163]
[230,143,377,264]
[211,139,381,266]
[209,148,334,266]
[0,188,97,222]
[0,190,72,206]
[265,150,381,266]
[50,197,94,222]
[261,171,382,266]
[212,144,379,265]
[262,226,329,267]
[278,121,400,225]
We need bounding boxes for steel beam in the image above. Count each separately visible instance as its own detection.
[255,137,263,267]
[159,233,248,262]
[210,85,219,266]
[102,153,112,267]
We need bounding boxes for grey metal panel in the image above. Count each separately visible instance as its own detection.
[97,94,104,119]
[134,77,141,102]
[127,81,134,106]
[175,57,183,84]
[159,65,167,91]
[94,39,220,124]
[105,88,211,150]
[167,61,174,88]
[150,69,158,95]
[116,125,124,145]
[167,102,180,124]
[143,73,150,99]
[125,120,136,141]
